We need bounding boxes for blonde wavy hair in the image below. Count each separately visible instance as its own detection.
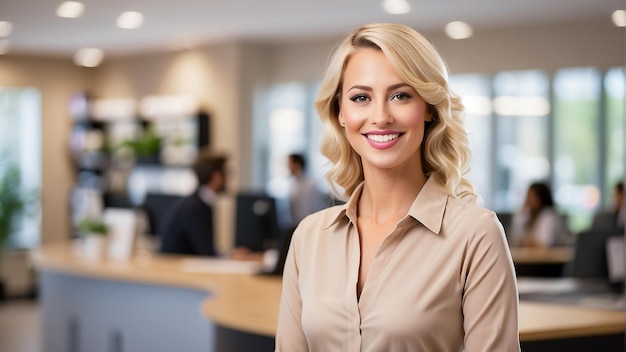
[315,23,477,203]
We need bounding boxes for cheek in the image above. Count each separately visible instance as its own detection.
[397,106,428,128]
[338,103,361,127]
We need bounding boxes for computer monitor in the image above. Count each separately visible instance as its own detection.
[234,192,280,253]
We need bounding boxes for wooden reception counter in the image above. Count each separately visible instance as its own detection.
[32,243,624,352]
[510,246,573,265]
[510,246,575,277]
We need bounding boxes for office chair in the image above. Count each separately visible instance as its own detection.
[566,227,623,279]
[142,193,184,237]
[495,212,513,236]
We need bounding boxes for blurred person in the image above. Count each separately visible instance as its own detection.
[509,182,571,248]
[276,23,520,351]
[287,153,326,226]
[159,150,227,256]
[590,181,624,230]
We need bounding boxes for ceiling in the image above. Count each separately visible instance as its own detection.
[0,0,623,58]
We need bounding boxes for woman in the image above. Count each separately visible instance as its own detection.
[510,182,571,248]
[276,23,520,351]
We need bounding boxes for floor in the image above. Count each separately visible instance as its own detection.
[0,298,41,352]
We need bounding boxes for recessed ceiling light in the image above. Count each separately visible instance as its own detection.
[117,11,144,29]
[0,21,13,37]
[57,1,85,18]
[0,39,10,55]
[381,0,411,15]
[445,21,473,40]
[168,35,203,51]
[611,10,626,27]
[74,48,104,67]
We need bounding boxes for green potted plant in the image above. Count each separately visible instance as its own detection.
[120,127,163,164]
[78,217,109,236]
[77,217,110,260]
[0,162,32,299]
[0,165,26,250]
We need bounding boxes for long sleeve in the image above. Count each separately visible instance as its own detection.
[275,228,309,351]
[185,204,216,256]
[159,194,216,256]
[462,211,520,351]
[274,179,521,351]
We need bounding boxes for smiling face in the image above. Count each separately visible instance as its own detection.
[338,47,432,175]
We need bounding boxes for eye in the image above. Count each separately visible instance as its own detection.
[349,94,370,103]
[391,92,411,101]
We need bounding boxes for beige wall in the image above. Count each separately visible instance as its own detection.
[93,42,241,160]
[0,19,622,246]
[430,20,624,74]
[267,19,625,82]
[0,55,92,245]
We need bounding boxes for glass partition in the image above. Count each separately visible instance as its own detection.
[492,70,550,212]
[256,66,624,236]
[603,67,625,205]
[553,67,601,232]
[0,87,42,248]
[450,74,493,207]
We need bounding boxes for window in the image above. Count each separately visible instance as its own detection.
[552,67,602,232]
[258,82,326,227]
[0,87,42,249]
[256,66,624,236]
[450,74,493,206]
[603,67,625,206]
[492,70,551,212]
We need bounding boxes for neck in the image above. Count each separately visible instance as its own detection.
[358,170,427,224]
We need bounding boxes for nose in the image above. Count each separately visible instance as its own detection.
[371,100,393,126]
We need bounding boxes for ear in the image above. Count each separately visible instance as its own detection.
[209,170,223,187]
[338,111,345,127]
[425,105,435,122]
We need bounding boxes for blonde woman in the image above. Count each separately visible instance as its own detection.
[276,23,520,351]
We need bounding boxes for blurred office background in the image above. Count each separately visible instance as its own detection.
[0,1,623,350]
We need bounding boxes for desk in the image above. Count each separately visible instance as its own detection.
[510,246,573,277]
[510,246,573,264]
[32,244,623,352]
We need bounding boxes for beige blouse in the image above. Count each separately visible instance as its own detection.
[276,178,520,352]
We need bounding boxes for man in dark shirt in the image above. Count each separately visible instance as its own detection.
[159,150,227,256]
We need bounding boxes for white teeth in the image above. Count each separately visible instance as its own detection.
[367,134,400,143]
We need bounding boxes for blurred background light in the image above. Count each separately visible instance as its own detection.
[74,48,104,67]
[381,0,411,15]
[445,21,474,39]
[117,11,144,29]
[57,1,85,18]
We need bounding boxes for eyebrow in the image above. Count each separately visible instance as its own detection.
[346,83,412,92]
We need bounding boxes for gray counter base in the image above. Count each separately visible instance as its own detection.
[40,271,214,352]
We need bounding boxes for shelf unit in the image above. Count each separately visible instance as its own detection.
[67,92,210,236]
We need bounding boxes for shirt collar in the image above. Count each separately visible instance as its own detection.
[406,177,447,234]
[323,177,448,235]
[197,185,217,206]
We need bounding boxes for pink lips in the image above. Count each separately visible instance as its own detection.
[363,131,403,149]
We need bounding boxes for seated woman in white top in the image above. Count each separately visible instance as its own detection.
[510,182,571,248]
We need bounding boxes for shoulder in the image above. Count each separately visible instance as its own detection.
[299,205,344,229]
[593,210,612,218]
[444,197,505,242]
[538,207,564,222]
[443,201,513,270]
[300,177,320,191]
[446,197,501,227]
[290,205,345,242]
[172,193,209,213]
